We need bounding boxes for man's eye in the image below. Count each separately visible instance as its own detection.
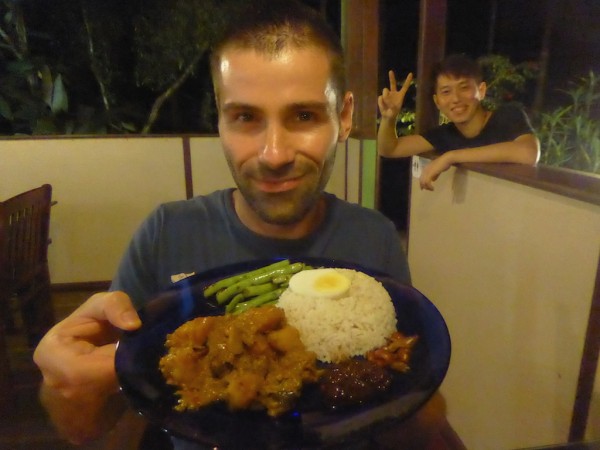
[236,112,254,122]
[297,111,314,121]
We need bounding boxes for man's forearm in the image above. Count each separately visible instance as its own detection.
[377,116,399,157]
[446,135,540,166]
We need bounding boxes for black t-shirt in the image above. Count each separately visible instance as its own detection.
[422,104,535,153]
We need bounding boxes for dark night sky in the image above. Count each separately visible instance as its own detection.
[379,0,600,108]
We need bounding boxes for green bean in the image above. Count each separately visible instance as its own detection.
[215,262,305,305]
[215,271,273,304]
[225,293,244,314]
[232,288,285,314]
[203,260,313,314]
[242,282,277,298]
[203,259,290,298]
[271,274,291,285]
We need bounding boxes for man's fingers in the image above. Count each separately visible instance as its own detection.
[420,179,434,191]
[401,72,414,93]
[377,95,385,113]
[388,70,397,92]
[103,292,141,330]
[419,170,435,191]
[74,292,141,331]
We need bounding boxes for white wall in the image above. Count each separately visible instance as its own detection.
[408,157,600,449]
[0,137,358,284]
[0,138,186,283]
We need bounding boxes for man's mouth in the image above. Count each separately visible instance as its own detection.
[451,105,467,114]
[254,177,302,193]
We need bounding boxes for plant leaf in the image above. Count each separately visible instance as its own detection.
[0,95,13,120]
[50,74,69,114]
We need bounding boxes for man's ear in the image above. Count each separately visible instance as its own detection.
[338,92,354,142]
[433,94,440,110]
[477,81,487,99]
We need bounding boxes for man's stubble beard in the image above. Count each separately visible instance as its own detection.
[226,151,336,226]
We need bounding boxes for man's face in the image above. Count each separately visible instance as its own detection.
[433,74,486,125]
[215,46,353,226]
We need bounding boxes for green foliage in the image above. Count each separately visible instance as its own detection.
[79,0,134,109]
[477,54,537,110]
[0,0,246,135]
[475,55,599,175]
[0,0,135,134]
[0,1,51,133]
[134,0,223,91]
[536,72,600,174]
[132,0,242,133]
[396,109,416,136]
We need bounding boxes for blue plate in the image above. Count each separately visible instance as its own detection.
[115,258,451,448]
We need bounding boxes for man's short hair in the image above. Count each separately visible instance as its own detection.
[431,54,483,93]
[210,0,347,111]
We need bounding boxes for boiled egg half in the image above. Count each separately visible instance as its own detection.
[288,268,351,299]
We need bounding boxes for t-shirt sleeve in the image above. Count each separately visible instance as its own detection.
[422,123,454,152]
[496,104,535,138]
[110,206,163,308]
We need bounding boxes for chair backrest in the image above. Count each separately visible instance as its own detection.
[0,184,53,293]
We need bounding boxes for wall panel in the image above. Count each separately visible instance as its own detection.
[0,138,186,283]
[408,157,600,449]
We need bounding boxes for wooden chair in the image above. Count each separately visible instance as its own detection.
[0,184,56,412]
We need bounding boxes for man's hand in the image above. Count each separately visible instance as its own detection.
[419,154,453,191]
[33,291,141,444]
[378,71,413,120]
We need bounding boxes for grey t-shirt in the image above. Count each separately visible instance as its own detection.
[111,189,410,308]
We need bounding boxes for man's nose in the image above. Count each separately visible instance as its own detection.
[258,123,294,168]
[449,89,459,102]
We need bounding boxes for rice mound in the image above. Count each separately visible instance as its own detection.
[277,268,397,363]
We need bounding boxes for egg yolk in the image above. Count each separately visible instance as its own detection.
[314,273,342,291]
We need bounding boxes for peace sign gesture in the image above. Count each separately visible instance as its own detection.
[378,71,414,120]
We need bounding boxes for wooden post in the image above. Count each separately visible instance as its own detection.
[343,0,379,139]
[415,0,447,134]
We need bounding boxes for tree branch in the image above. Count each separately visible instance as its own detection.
[81,1,111,112]
[141,50,205,134]
[0,25,23,59]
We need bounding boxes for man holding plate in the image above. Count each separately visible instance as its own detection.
[32,2,444,449]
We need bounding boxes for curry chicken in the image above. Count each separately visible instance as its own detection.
[159,305,320,417]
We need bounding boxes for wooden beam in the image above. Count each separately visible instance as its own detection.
[343,0,379,140]
[415,0,447,134]
[569,253,600,441]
